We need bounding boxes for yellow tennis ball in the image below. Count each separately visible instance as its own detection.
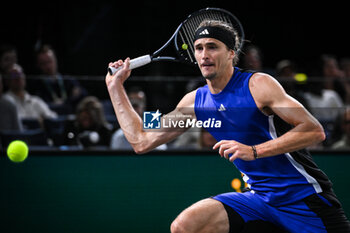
[294,73,308,83]
[182,43,188,50]
[7,140,29,163]
[231,178,241,190]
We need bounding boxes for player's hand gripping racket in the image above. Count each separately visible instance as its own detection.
[108,7,244,75]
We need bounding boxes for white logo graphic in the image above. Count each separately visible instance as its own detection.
[143,110,222,129]
[143,110,162,129]
[150,109,162,122]
[199,29,209,35]
[218,104,226,112]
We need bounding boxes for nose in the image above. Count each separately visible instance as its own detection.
[201,48,209,61]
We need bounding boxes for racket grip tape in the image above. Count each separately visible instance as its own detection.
[108,55,152,75]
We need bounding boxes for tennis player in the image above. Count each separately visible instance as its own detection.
[106,20,350,233]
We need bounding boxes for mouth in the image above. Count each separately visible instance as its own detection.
[200,62,215,69]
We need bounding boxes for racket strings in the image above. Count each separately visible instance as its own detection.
[175,9,244,66]
[179,14,213,63]
[179,18,198,63]
[179,12,227,64]
[181,25,195,60]
[178,32,193,62]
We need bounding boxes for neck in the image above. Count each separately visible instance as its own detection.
[12,89,25,99]
[207,66,234,94]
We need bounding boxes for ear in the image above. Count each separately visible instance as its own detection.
[227,49,235,63]
[229,49,235,60]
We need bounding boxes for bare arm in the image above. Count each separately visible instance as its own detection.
[250,73,325,157]
[105,58,196,154]
[214,73,325,162]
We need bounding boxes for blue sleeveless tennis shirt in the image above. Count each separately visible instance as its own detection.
[194,67,332,206]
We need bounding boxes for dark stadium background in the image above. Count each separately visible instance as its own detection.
[1,1,348,76]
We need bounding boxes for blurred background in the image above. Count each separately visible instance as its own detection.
[1,1,348,76]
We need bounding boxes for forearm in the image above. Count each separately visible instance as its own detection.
[106,59,160,153]
[107,82,145,147]
[105,59,196,153]
[255,122,325,158]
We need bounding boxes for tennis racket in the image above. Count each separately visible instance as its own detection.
[108,7,244,75]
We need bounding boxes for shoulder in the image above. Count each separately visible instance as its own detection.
[177,89,197,108]
[173,89,198,117]
[249,72,287,108]
[0,97,16,111]
[249,72,284,95]
[322,89,343,106]
[30,94,47,105]
[249,72,283,90]
[112,128,125,137]
[2,92,13,101]
[323,89,342,99]
[3,92,17,104]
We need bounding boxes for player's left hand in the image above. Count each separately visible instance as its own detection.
[213,140,255,162]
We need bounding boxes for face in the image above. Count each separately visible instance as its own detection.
[37,50,57,75]
[244,49,261,70]
[0,50,17,72]
[323,58,341,78]
[78,111,93,129]
[7,65,26,92]
[194,38,234,80]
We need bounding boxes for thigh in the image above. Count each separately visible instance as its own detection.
[171,198,230,233]
[221,201,286,233]
[214,192,287,233]
[213,191,270,223]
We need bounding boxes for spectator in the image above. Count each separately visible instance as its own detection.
[321,54,346,102]
[332,108,350,149]
[340,58,350,105]
[32,45,87,114]
[3,63,57,122]
[302,69,343,148]
[322,55,344,79]
[0,74,22,131]
[240,44,274,75]
[303,81,343,123]
[170,127,200,150]
[0,44,17,75]
[302,56,344,123]
[275,59,308,108]
[340,58,350,78]
[276,59,296,79]
[241,44,262,71]
[110,87,167,150]
[63,96,113,148]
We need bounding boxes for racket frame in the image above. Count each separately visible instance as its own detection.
[108,7,244,75]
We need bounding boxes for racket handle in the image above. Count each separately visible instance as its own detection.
[108,55,152,75]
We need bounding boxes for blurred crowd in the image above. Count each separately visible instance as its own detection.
[1,43,350,151]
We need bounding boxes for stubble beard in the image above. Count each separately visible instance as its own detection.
[203,71,217,80]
